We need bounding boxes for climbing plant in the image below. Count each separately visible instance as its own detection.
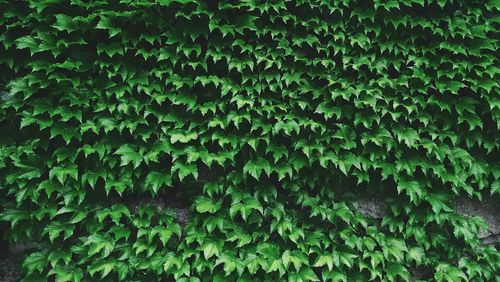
[0,0,499,281]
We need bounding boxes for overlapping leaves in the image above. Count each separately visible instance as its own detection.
[0,0,499,281]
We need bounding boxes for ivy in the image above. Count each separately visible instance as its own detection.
[0,0,499,281]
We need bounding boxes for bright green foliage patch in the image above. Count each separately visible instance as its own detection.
[0,0,499,281]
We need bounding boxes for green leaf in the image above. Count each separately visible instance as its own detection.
[163,252,182,272]
[244,254,262,275]
[408,247,425,265]
[16,36,38,51]
[215,252,244,276]
[386,263,409,281]
[393,126,420,148]
[172,161,198,181]
[384,238,407,262]
[323,271,348,282]
[170,132,198,144]
[425,194,452,214]
[201,241,220,259]
[267,259,286,277]
[435,263,467,282]
[243,158,271,179]
[153,226,174,246]
[95,16,122,37]
[43,222,75,242]
[69,210,87,224]
[115,145,143,169]
[85,234,115,257]
[491,180,499,195]
[290,267,320,282]
[48,266,83,282]
[52,14,78,32]
[204,216,224,233]
[145,171,172,193]
[195,197,222,214]
[397,179,424,203]
[49,165,78,184]
[23,252,46,274]
[227,231,252,247]
[50,123,79,144]
[88,258,116,279]
[313,254,334,270]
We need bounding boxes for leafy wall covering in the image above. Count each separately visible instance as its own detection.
[0,0,499,281]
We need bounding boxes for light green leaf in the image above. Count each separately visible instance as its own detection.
[170,132,198,144]
[195,197,222,214]
[201,241,220,259]
[408,247,425,265]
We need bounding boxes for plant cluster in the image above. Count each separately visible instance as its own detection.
[0,0,499,281]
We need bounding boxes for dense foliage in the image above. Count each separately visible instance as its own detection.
[0,0,499,281]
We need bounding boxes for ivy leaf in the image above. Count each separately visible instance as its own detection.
[290,267,320,282]
[43,222,75,242]
[425,194,452,214]
[50,123,79,144]
[323,271,348,282]
[16,36,39,51]
[243,158,271,179]
[288,251,309,271]
[52,14,78,32]
[397,179,424,203]
[201,241,221,259]
[23,252,46,275]
[96,16,121,37]
[48,266,83,282]
[408,247,425,265]
[384,239,407,262]
[0,208,30,227]
[172,161,198,181]
[491,180,499,195]
[229,197,263,221]
[393,127,420,148]
[435,263,467,282]
[115,145,143,169]
[227,231,252,247]
[215,252,244,276]
[204,216,224,233]
[170,132,198,144]
[282,250,291,269]
[195,197,222,214]
[49,164,78,184]
[244,254,263,275]
[88,258,116,279]
[385,262,409,281]
[267,259,286,277]
[86,234,115,258]
[153,226,174,246]
[145,171,172,193]
[109,226,131,242]
[313,254,334,270]
[47,250,72,268]
[245,197,263,212]
[163,252,182,272]
[69,210,87,224]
